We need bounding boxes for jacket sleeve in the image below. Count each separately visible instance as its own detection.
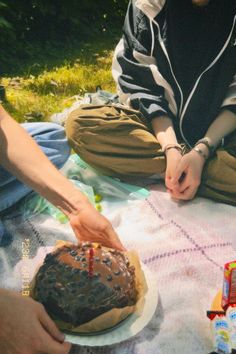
[112,0,176,121]
[221,73,236,115]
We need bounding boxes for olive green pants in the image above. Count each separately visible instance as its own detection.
[65,104,236,206]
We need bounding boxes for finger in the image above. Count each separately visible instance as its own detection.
[172,186,196,201]
[182,185,198,200]
[75,224,107,245]
[40,328,71,354]
[169,186,189,200]
[178,178,191,193]
[72,221,126,252]
[38,305,65,343]
[169,178,182,194]
[179,175,200,194]
[169,173,183,192]
[165,175,179,192]
[70,222,81,242]
[165,181,172,191]
[171,182,181,194]
[165,176,173,190]
[168,189,182,201]
[103,225,126,251]
[169,189,181,200]
[171,162,187,185]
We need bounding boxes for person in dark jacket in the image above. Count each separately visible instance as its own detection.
[66,0,236,205]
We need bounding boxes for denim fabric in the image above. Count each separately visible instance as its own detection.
[0,122,71,246]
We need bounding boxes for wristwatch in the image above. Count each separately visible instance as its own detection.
[194,138,215,157]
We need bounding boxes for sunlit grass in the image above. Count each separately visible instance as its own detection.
[2,40,117,123]
[3,87,69,122]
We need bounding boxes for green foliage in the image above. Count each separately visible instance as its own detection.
[0,1,11,29]
[0,2,127,120]
[0,16,10,28]
[2,38,117,123]
[0,2,12,29]
[0,0,128,74]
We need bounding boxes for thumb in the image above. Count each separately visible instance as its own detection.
[39,305,65,343]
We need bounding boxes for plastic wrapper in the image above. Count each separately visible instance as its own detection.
[30,240,148,334]
[208,258,236,353]
[222,261,236,311]
[21,179,95,223]
[22,155,149,222]
[227,306,236,349]
[210,313,232,354]
[63,154,150,200]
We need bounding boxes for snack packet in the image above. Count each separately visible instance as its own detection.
[207,311,232,354]
[222,261,236,311]
[227,305,236,350]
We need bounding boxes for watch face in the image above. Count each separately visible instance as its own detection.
[194,138,215,158]
[191,0,210,6]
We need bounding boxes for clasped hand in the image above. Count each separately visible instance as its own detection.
[165,148,206,201]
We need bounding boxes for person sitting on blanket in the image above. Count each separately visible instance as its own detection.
[65,0,236,206]
[0,104,124,353]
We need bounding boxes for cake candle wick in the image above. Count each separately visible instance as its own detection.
[88,247,94,278]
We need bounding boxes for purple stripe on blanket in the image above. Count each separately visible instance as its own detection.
[145,198,232,270]
[145,199,164,220]
[143,242,232,266]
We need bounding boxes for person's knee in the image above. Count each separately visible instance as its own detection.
[40,122,67,140]
[23,122,71,169]
[65,113,76,137]
[22,121,64,134]
[65,112,82,152]
[46,122,68,132]
[55,140,71,169]
[42,123,71,166]
[52,135,71,169]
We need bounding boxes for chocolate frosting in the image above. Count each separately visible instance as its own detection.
[33,243,137,326]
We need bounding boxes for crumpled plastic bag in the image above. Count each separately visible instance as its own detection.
[22,155,150,224]
[64,154,150,201]
[22,179,95,224]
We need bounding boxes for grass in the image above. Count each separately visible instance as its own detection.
[1,36,118,123]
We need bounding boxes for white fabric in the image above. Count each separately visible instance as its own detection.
[136,0,166,19]
[1,183,236,353]
[112,38,132,107]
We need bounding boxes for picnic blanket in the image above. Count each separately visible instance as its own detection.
[1,182,236,354]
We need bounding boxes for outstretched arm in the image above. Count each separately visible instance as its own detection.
[0,106,125,250]
[0,105,88,214]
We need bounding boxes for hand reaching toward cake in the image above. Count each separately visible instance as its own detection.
[69,201,126,251]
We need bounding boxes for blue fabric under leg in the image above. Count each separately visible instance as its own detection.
[0,122,71,246]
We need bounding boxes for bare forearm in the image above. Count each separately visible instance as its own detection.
[151,115,178,148]
[204,109,236,147]
[0,106,88,215]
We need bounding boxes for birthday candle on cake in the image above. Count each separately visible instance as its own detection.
[88,247,94,278]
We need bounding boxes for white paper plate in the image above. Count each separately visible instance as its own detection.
[64,263,158,346]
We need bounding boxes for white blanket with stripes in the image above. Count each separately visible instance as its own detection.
[1,183,236,354]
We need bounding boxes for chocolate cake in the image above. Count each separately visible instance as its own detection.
[32,243,137,327]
